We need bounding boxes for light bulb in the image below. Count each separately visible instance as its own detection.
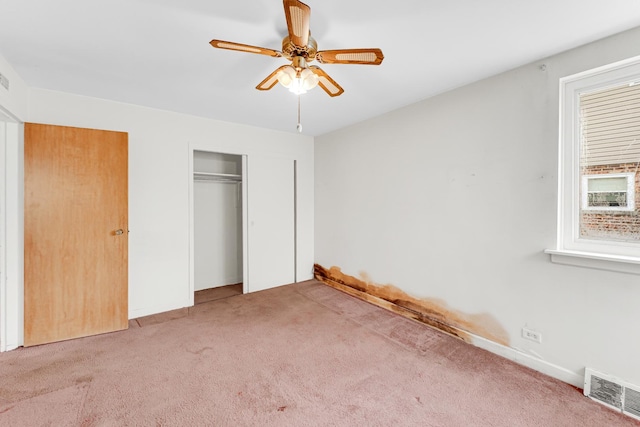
[288,77,307,95]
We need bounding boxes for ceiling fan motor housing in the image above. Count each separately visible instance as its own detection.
[282,35,317,62]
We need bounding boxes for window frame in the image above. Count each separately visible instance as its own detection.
[554,55,640,263]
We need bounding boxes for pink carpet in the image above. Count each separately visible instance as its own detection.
[0,280,636,426]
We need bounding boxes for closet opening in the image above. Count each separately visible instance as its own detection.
[193,151,244,305]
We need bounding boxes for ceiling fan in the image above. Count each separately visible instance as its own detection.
[210,0,384,98]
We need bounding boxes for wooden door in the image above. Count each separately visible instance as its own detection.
[246,155,295,292]
[24,123,128,346]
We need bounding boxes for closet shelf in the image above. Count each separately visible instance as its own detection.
[194,172,242,183]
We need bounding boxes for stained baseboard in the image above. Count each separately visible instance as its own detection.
[314,266,583,389]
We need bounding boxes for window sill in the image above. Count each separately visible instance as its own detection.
[544,249,640,275]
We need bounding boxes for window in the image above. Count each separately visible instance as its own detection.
[582,173,635,212]
[549,56,640,268]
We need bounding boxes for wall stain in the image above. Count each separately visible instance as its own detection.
[314,264,510,347]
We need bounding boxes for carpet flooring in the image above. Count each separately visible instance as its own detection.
[0,280,636,426]
[194,284,243,305]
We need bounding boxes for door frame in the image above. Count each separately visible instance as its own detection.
[188,145,248,302]
[0,118,6,351]
[0,109,23,352]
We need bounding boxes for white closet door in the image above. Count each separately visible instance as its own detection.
[247,155,295,292]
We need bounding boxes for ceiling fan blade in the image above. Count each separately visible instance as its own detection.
[210,40,281,57]
[283,0,310,47]
[256,66,290,91]
[310,66,344,97]
[316,48,384,65]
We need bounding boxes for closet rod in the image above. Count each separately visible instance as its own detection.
[193,172,241,183]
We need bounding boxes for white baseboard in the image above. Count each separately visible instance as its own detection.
[470,333,583,388]
[1,342,19,352]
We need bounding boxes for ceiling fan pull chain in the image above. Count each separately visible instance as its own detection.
[297,94,302,133]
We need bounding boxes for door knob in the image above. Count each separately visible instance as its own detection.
[115,229,124,235]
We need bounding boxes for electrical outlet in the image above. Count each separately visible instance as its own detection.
[522,327,542,343]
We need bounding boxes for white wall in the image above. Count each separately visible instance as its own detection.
[26,88,314,321]
[315,27,640,387]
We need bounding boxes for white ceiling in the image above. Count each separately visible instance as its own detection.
[1,0,640,136]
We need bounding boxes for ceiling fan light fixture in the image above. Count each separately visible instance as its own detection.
[276,64,319,95]
[210,0,384,130]
[300,68,319,91]
[288,78,307,95]
[276,65,297,87]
